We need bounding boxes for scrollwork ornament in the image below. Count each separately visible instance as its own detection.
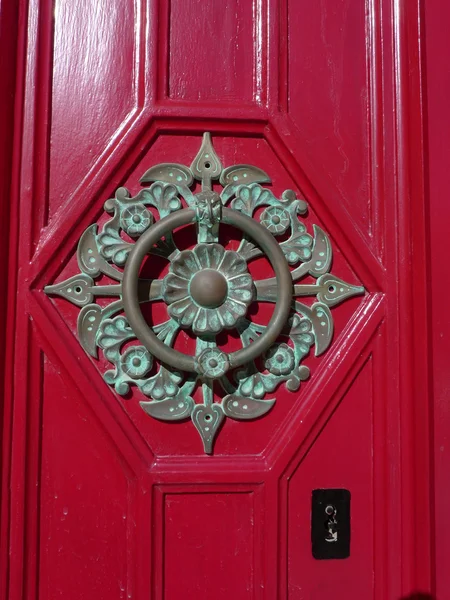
[45,133,365,454]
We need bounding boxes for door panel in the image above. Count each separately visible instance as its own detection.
[49,0,138,216]
[425,2,450,597]
[158,487,262,599]
[288,357,374,598]
[1,1,431,599]
[40,363,132,599]
[287,0,372,243]
[167,0,258,103]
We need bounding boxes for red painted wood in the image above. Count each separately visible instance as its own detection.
[424,1,450,598]
[0,2,21,598]
[0,1,433,599]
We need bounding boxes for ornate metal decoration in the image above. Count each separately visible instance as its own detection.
[45,133,364,453]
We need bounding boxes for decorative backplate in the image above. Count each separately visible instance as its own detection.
[45,133,364,453]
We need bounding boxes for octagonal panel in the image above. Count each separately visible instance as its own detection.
[42,131,369,459]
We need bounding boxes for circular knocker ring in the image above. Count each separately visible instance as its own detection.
[122,207,293,379]
[44,132,365,453]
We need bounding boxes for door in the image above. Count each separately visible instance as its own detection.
[0,1,431,599]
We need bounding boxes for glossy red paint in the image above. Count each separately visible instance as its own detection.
[424,1,450,598]
[0,1,434,599]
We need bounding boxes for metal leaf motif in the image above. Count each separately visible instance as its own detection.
[141,366,182,400]
[44,274,95,306]
[77,224,123,280]
[96,183,182,266]
[190,132,222,181]
[78,304,102,357]
[222,395,275,420]
[97,228,132,266]
[44,132,365,454]
[219,164,271,187]
[141,394,195,421]
[232,184,314,264]
[139,163,194,187]
[143,182,182,217]
[97,316,134,350]
[316,274,365,307]
[232,183,278,215]
[191,404,224,454]
[293,303,334,357]
[306,225,332,277]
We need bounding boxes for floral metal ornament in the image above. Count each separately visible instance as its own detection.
[45,133,364,454]
[163,243,254,334]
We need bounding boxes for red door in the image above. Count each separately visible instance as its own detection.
[0,1,432,599]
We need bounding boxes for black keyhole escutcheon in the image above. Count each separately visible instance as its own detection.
[311,489,351,559]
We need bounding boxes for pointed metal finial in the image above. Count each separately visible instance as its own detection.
[190,132,222,190]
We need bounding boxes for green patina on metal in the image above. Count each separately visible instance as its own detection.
[45,133,365,454]
[162,243,254,335]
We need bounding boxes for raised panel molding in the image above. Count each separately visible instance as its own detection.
[286,357,375,598]
[152,485,264,599]
[162,0,266,105]
[49,0,146,224]
[284,0,384,258]
[39,361,137,599]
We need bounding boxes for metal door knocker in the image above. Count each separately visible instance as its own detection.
[45,133,364,453]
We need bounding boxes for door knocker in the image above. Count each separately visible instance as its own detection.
[45,133,364,453]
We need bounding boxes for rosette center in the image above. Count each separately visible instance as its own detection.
[190,269,228,308]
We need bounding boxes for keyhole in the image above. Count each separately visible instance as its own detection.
[311,489,350,559]
[324,504,338,543]
[204,162,211,169]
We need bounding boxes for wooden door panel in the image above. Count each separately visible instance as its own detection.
[49,0,140,221]
[287,0,373,245]
[287,357,375,598]
[166,0,259,104]
[425,2,450,597]
[40,363,133,599]
[1,1,431,599]
[155,486,263,599]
